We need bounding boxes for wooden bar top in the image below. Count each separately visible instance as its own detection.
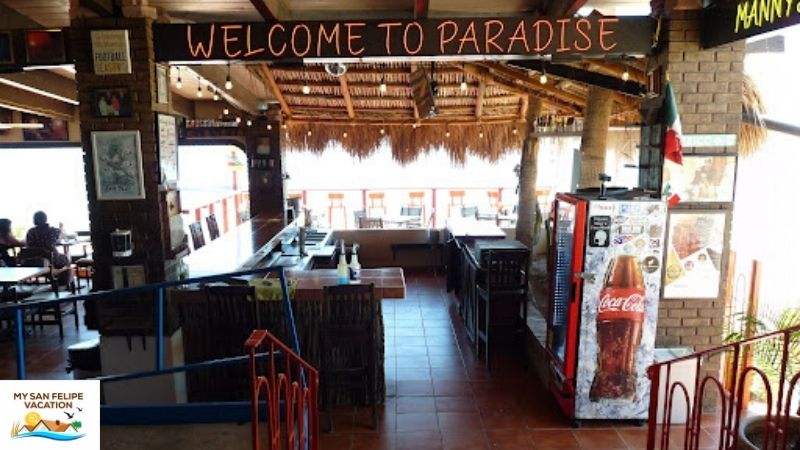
[286,268,406,300]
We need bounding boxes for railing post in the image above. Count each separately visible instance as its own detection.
[431,188,437,228]
[646,364,659,450]
[15,308,26,380]
[156,287,165,371]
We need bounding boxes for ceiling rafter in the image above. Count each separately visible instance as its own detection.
[259,64,292,118]
[339,75,356,119]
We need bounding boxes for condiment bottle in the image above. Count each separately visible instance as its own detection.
[349,243,361,283]
[337,240,349,285]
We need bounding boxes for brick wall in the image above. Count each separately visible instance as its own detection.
[641,10,744,384]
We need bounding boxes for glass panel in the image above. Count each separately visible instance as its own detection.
[549,200,576,364]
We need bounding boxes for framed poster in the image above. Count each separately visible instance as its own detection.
[21,113,69,141]
[662,155,736,203]
[91,131,145,200]
[91,30,131,74]
[156,65,169,104]
[92,87,132,117]
[25,30,66,64]
[663,211,727,299]
[157,114,178,183]
[0,31,14,64]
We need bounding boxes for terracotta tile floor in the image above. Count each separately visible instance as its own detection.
[0,271,724,450]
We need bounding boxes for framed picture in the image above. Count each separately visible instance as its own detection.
[663,210,728,299]
[91,30,131,75]
[255,137,270,155]
[91,131,145,200]
[21,113,69,141]
[0,31,14,64]
[156,65,169,104]
[92,87,132,117]
[25,30,66,64]
[157,114,178,183]
[663,154,736,203]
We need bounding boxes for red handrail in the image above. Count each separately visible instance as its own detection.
[246,329,319,450]
[647,324,800,450]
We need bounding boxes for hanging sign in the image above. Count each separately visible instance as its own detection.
[702,0,800,48]
[152,16,655,62]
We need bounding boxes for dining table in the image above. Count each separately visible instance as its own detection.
[0,267,50,300]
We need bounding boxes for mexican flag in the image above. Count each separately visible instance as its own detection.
[663,82,683,165]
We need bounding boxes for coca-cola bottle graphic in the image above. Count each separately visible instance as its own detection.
[590,254,646,401]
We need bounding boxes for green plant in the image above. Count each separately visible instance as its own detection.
[71,420,82,430]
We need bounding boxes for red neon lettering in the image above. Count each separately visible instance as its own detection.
[556,19,570,52]
[484,20,504,53]
[268,24,286,57]
[403,22,424,55]
[437,20,458,54]
[187,24,214,59]
[346,23,366,56]
[244,25,265,57]
[507,20,530,53]
[598,18,619,51]
[458,21,479,54]
[317,23,341,56]
[533,20,553,52]
[221,25,243,58]
[573,19,592,51]
[378,22,402,55]
[291,24,312,57]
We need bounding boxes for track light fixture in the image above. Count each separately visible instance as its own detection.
[225,62,233,90]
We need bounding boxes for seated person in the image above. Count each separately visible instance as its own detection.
[25,211,71,283]
[0,218,25,266]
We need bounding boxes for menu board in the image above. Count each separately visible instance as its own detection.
[158,114,178,183]
[664,211,727,299]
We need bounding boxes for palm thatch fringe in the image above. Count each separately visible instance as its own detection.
[740,73,768,158]
[284,122,525,165]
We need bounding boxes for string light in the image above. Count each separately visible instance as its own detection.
[445,129,451,138]
[307,129,312,136]
[479,129,484,139]
[379,127,385,135]
[512,127,518,135]
[196,76,203,98]
[212,89,219,101]
[267,123,272,131]
[246,118,253,126]
[343,131,348,138]
[235,116,242,124]
[622,68,630,81]
[379,76,387,94]
[223,107,229,115]
[302,83,311,95]
[539,72,548,85]
[282,123,287,129]
[460,74,467,92]
[225,62,233,90]
[175,67,182,89]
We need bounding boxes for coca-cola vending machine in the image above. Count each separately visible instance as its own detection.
[546,190,666,424]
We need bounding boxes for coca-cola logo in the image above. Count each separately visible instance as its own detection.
[598,291,646,315]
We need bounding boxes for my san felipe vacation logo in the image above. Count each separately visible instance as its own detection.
[9,392,87,441]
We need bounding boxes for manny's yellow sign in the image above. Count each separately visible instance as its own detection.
[703,0,800,47]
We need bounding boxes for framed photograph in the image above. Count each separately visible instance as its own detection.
[0,31,14,64]
[21,113,69,141]
[92,87,132,117]
[91,29,131,75]
[91,131,145,200]
[156,65,169,104]
[663,154,736,203]
[663,210,728,299]
[25,30,66,64]
[157,114,178,183]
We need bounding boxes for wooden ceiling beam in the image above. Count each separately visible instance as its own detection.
[585,60,647,85]
[0,83,75,119]
[286,117,523,126]
[339,74,356,119]
[259,65,292,118]
[278,80,477,90]
[249,0,290,21]
[476,62,588,106]
[475,79,485,119]
[508,60,648,98]
[0,71,77,105]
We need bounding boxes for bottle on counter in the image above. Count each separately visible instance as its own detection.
[337,240,349,285]
[349,243,361,283]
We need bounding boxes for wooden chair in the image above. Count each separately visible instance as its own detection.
[487,191,501,212]
[17,247,78,340]
[474,249,530,370]
[328,193,347,228]
[206,214,220,241]
[358,217,383,229]
[321,283,378,431]
[189,222,205,250]
[71,231,93,290]
[448,190,465,217]
[367,192,386,217]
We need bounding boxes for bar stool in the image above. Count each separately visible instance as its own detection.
[487,191,501,213]
[328,193,347,228]
[448,190,465,218]
[408,191,426,221]
[367,192,386,217]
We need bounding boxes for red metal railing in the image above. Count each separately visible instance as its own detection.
[246,329,319,450]
[647,324,800,450]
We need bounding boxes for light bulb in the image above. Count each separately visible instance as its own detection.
[479,131,484,138]
[225,79,233,90]
[512,127,518,135]
[445,130,450,138]
[307,129,312,136]
[223,108,229,115]
[196,87,202,98]
[302,84,311,94]
[246,119,252,126]
[379,128,385,135]
[622,69,630,81]
[267,124,272,131]
[379,81,387,93]
[539,73,547,84]
[176,78,182,89]
[213,91,219,101]
[343,131,348,138]
[412,123,418,129]
[282,123,287,129]
[235,116,241,124]
[460,80,467,92]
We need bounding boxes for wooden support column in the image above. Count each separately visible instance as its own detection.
[515,94,544,249]
[247,105,286,223]
[578,85,614,188]
[339,75,355,119]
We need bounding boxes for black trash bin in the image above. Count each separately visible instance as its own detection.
[66,338,101,379]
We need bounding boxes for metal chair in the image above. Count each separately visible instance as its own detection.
[400,206,423,228]
[189,222,205,250]
[206,214,220,241]
[474,249,530,370]
[321,283,378,431]
[461,206,479,219]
